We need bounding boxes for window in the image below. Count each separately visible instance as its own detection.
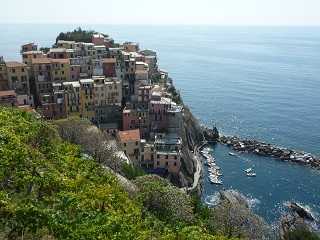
[165,162,168,166]
[135,141,138,146]
[174,156,177,160]
[123,143,126,147]
[157,155,160,159]
[174,162,177,166]
[22,68,25,72]
[157,161,160,166]
[165,155,168,159]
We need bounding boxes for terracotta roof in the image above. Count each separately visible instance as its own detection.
[51,58,70,64]
[118,129,140,142]
[102,58,117,63]
[32,58,52,64]
[0,90,16,97]
[6,61,27,68]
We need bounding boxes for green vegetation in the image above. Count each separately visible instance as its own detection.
[0,107,237,239]
[39,47,50,54]
[167,84,183,104]
[121,163,146,180]
[286,228,320,240]
[55,27,110,44]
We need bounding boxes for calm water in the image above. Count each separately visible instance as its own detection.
[1,24,319,223]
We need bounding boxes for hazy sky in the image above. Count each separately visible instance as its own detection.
[1,0,320,25]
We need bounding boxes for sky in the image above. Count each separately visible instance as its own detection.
[1,0,320,25]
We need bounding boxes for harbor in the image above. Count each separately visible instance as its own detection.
[200,146,223,185]
[202,143,320,223]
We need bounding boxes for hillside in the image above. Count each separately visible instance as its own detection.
[0,107,237,240]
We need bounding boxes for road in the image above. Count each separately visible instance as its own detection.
[187,142,207,192]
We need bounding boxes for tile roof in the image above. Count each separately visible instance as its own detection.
[31,58,52,64]
[5,61,27,68]
[0,90,16,97]
[118,129,140,142]
[51,58,70,64]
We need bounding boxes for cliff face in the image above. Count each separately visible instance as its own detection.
[171,105,204,188]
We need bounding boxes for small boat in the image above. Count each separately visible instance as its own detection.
[229,152,236,156]
[244,168,253,173]
[246,172,256,177]
[210,179,223,185]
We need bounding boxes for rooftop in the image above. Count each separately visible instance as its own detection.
[51,58,70,64]
[22,51,44,55]
[118,129,140,142]
[49,48,67,53]
[31,58,52,64]
[6,61,27,68]
[155,133,182,145]
[57,40,76,44]
[0,90,16,97]
[80,79,94,84]
[63,81,80,88]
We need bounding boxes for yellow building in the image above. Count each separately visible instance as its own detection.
[0,57,8,90]
[93,76,122,106]
[6,61,30,95]
[22,51,46,66]
[118,129,141,163]
[63,81,81,116]
[56,40,76,49]
[51,59,70,82]
[79,79,95,121]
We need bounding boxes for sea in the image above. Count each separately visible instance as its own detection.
[1,24,319,224]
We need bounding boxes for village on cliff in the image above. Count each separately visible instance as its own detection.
[0,30,189,177]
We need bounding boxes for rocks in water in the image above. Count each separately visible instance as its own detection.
[280,202,320,240]
[219,135,320,169]
[203,126,219,142]
[288,202,315,222]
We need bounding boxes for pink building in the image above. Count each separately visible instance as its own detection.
[149,96,171,132]
[102,58,117,77]
[70,65,81,81]
[92,34,105,46]
[122,108,149,138]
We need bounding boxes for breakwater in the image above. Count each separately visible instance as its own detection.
[219,135,320,169]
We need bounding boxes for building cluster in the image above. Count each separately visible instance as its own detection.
[0,33,184,174]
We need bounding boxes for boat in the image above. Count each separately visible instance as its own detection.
[210,179,223,185]
[244,168,253,173]
[246,172,256,177]
[229,152,237,156]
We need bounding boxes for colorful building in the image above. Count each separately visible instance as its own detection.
[102,58,117,77]
[0,57,8,90]
[51,59,70,82]
[21,43,37,53]
[79,79,95,121]
[22,51,46,65]
[154,133,182,173]
[117,129,141,163]
[0,90,17,106]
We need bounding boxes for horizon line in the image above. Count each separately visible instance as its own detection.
[1,22,320,27]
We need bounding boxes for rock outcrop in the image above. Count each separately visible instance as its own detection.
[203,126,220,142]
[280,202,320,239]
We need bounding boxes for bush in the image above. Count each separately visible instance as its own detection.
[121,163,146,180]
[0,107,237,239]
[134,175,195,225]
[287,228,320,240]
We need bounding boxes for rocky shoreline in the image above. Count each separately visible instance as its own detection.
[219,135,320,169]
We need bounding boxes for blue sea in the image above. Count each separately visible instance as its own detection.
[1,24,319,223]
